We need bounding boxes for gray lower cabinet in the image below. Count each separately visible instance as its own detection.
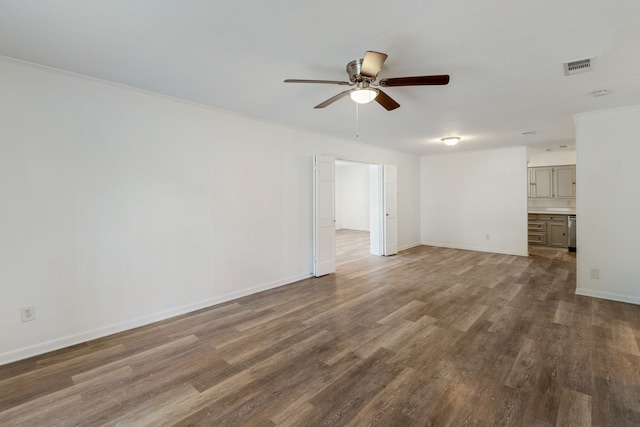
[528,218,546,245]
[547,222,568,247]
[528,214,568,248]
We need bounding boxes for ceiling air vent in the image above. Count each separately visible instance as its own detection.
[563,58,593,76]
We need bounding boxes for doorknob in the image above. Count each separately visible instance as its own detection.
[386,213,389,216]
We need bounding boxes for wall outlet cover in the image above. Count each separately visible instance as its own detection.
[21,306,35,322]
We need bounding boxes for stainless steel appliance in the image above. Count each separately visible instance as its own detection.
[568,215,576,252]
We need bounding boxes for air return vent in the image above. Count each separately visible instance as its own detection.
[563,58,593,75]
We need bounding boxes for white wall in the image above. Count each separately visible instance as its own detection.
[420,146,529,256]
[335,164,370,231]
[527,147,576,167]
[335,166,344,229]
[0,57,422,364]
[574,105,640,305]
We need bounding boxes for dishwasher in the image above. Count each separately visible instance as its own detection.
[568,215,576,252]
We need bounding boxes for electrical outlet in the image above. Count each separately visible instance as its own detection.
[21,306,35,322]
[485,234,490,240]
[590,269,600,279]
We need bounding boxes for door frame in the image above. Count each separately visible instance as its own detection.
[318,157,397,274]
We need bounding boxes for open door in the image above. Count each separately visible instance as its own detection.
[383,164,398,256]
[369,165,383,256]
[313,155,336,276]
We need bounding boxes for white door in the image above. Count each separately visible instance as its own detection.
[313,155,336,276]
[383,164,398,256]
[369,165,383,256]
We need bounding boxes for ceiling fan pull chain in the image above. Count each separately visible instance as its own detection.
[355,103,359,138]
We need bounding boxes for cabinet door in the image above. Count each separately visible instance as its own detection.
[530,167,553,198]
[554,165,576,198]
[547,221,567,247]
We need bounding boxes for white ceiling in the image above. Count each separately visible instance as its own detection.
[2,1,640,155]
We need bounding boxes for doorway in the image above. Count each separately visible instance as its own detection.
[335,160,376,265]
[313,155,397,277]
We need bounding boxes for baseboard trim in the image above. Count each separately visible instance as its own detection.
[420,241,528,257]
[575,288,640,306]
[399,242,422,251]
[0,272,312,366]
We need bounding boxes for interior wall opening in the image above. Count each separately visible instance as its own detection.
[335,159,380,265]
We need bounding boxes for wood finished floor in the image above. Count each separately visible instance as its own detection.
[336,229,371,265]
[2,245,640,426]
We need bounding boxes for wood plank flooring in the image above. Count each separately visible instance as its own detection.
[2,245,640,426]
[335,229,371,265]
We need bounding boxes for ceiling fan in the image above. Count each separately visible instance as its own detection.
[284,51,450,111]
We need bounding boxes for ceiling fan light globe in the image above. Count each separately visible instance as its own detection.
[350,88,379,104]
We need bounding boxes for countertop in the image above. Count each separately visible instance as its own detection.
[528,208,576,215]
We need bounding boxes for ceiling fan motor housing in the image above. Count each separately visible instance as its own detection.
[347,59,371,83]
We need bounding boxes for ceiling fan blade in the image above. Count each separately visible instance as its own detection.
[360,51,388,78]
[375,89,400,111]
[379,75,450,87]
[284,79,351,85]
[314,90,351,109]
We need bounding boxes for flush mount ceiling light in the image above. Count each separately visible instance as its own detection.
[349,84,379,104]
[441,137,460,146]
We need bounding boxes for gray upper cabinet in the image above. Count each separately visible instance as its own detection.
[528,167,553,198]
[528,165,575,199]
[553,165,576,198]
